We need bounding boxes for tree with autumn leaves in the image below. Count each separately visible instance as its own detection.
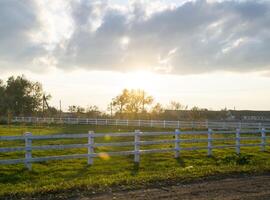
[110,89,154,119]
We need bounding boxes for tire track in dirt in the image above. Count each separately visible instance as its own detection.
[79,175,270,200]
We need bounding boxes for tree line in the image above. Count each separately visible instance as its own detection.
[0,76,50,118]
[66,89,226,120]
[0,75,229,121]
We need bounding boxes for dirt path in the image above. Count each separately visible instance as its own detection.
[78,175,270,200]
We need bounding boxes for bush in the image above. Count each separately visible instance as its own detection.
[0,117,7,124]
[219,153,253,165]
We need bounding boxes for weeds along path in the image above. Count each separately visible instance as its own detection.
[84,175,270,200]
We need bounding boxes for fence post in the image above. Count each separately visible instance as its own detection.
[177,121,180,129]
[236,128,241,154]
[238,122,241,129]
[259,123,262,130]
[24,132,32,171]
[163,120,166,128]
[223,122,226,129]
[134,130,140,163]
[88,131,94,165]
[261,128,266,152]
[175,129,181,158]
[207,128,212,156]
[127,119,129,126]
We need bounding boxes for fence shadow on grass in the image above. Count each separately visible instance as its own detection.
[131,163,140,176]
[175,157,186,167]
[0,168,34,184]
[62,164,93,182]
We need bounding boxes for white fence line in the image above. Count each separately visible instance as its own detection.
[12,117,270,130]
[0,128,269,170]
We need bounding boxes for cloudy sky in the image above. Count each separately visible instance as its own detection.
[1,0,270,111]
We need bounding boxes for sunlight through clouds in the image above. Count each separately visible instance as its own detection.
[2,68,270,111]
[1,0,270,74]
[1,0,270,111]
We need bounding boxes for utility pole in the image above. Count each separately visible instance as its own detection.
[42,95,50,117]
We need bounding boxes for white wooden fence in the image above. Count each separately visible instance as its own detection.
[13,117,270,130]
[0,128,268,170]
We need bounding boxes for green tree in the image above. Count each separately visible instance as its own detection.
[4,76,45,116]
[0,80,5,115]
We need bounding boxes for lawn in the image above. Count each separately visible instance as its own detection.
[0,124,270,199]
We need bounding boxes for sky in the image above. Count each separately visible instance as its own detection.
[1,0,270,111]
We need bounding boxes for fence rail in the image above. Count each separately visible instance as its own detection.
[13,117,270,130]
[0,128,269,170]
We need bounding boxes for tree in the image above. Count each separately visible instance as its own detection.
[68,105,77,113]
[139,90,154,112]
[0,80,5,115]
[110,89,154,119]
[86,105,101,118]
[189,106,202,120]
[68,105,86,117]
[68,105,85,113]
[76,106,85,114]
[169,101,188,110]
[150,103,164,119]
[42,93,52,113]
[111,89,130,117]
[4,76,45,116]
[124,89,142,115]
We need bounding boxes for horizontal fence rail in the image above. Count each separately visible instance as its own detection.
[0,128,269,170]
[13,117,270,130]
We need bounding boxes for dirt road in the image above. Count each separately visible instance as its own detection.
[79,175,270,200]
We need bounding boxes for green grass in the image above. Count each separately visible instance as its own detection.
[0,124,270,199]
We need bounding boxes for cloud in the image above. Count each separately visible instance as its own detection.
[1,0,270,74]
[0,0,46,71]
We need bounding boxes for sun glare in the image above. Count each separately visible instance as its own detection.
[124,70,160,91]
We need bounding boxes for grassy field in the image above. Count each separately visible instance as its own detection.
[0,124,270,199]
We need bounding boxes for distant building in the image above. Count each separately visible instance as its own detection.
[163,110,270,121]
[230,110,270,121]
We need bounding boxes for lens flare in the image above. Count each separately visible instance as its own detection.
[99,152,110,160]
[105,135,111,141]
